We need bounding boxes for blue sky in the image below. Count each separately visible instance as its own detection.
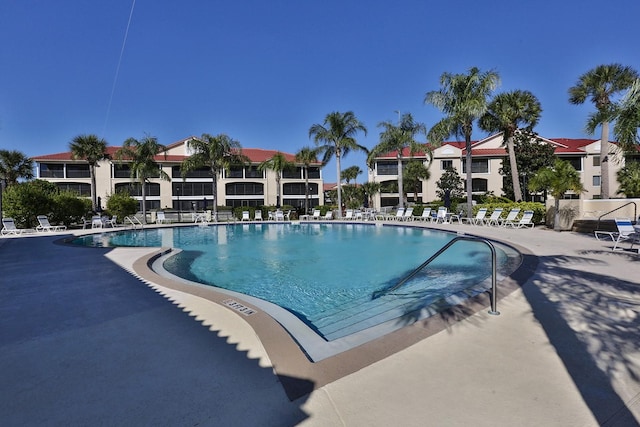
[1,0,639,182]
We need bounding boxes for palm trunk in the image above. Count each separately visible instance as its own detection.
[304,167,309,214]
[600,121,610,199]
[397,155,404,208]
[465,136,473,218]
[553,198,561,231]
[90,165,97,211]
[141,180,147,224]
[507,137,522,201]
[212,173,218,221]
[276,174,281,208]
[336,151,342,218]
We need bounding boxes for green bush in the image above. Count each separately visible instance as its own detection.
[51,191,91,226]
[3,180,57,228]
[106,190,138,222]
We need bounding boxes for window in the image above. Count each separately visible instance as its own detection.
[39,163,64,178]
[593,156,600,167]
[172,166,210,178]
[56,182,91,196]
[380,180,398,193]
[113,164,131,178]
[226,166,243,178]
[225,182,264,195]
[462,159,489,173]
[245,166,263,178]
[441,160,453,170]
[283,183,318,195]
[173,182,213,196]
[114,182,160,197]
[592,176,601,187]
[559,157,582,171]
[282,167,302,179]
[306,167,321,179]
[283,198,319,208]
[66,164,90,178]
[226,199,264,208]
[376,161,398,175]
[471,178,488,192]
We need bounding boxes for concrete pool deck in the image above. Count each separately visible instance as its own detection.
[1,221,639,426]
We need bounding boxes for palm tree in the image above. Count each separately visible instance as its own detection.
[569,64,638,199]
[528,159,584,231]
[295,146,321,214]
[403,160,431,203]
[614,78,640,151]
[69,134,109,211]
[115,134,170,223]
[180,133,247,221]
[258,152,294,208]
[361,181,381,209]
[616,161,640,198]
[341,165,363,185]
[425,67,500,218]
[0,149,34,219]
[479,90,542,202]
[309,111,368,218]
[367,112,427,209]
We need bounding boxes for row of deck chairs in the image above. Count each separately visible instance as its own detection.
[1,215,68,236]
[460,207,535,228]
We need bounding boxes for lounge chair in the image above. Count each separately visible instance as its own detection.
[275,210,285,221]
[311,209,321,220]
[417,208,432,221]
[323,210,333,220]
[105,215,118,227]
[485,208,504,226]
[254,210,263,221]
[1,218,31,235]
[91,215,104,229]
[461,208,488,225]
[343,209,354,220]
[504,210,535,228]
[156,211,168,224]
[241,211,250,221]
[36,215,67,232]
[401,207,414,221]
[499,208,521,227]
[595,218,640,251]
[392,208,405,221]
[431,207,447,223]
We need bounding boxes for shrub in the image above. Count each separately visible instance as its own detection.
[3,180,57,228]
[106,190,139,221]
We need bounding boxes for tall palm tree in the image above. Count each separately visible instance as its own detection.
[69,134,109,211]
[403,160,431,203]
[309,111,368,218]
[341,165,363,185]
[425,67,500,217]
[528,159,584,231]
[479,90,542,202]
[180,133,247,220]
[0,149,34,219]
[614,78,640,151]
[258,152,294,208]
[569,63,638,199]
[295,146,321,214]
[115,134,169,223]
[361,181,381,209]
[367,112,427,209]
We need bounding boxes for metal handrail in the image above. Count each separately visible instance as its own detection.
[373,234,500,315]
[124,215,143,229]
[596,201,637,230]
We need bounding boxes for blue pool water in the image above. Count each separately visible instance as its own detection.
[72,223,521,342]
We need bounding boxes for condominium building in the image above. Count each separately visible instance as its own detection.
[367,133,629,207]
[32,136,324,211]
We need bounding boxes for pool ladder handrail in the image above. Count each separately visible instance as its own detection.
[373,233,500,315]
[124,215,143,229]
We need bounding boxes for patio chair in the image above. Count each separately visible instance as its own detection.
[431,207,447,224]
[595,218,640,251]
[36,215,67,232]
[1,218,31,235]
[91,215,103,229]
[343,209,354,220]
[504,210,535,228]
[401,207,414,221]
[241,211,250,221]
[461,208,488,226]
[275,210,285,221]
[499,208,521,227]
[254,210,263,221]
[484,208,504,226]
[156,211,168,224]
[311,209,321,220]
[392,208,405,221]
[105,215,118,227]
[323,210,333,220]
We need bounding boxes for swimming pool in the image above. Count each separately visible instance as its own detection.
[72,223,521,350]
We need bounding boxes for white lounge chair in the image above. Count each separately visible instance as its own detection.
[595,218,640,251]
[499,208,521,227]
[311,209,321,220]
[91,215,104,229]
[431,207,447,223]
[418,208,432,221]
[254,210,263,221]
[504,210,535,228]
[105,215,118,227]
[156,211,168,224]
[275,210,285,221]
[1,218,31,235]
[36,215,67,232]
[241,211,250,221]
[342,209,354,220]
[485,208,504,226]
[461,208,488,225]
[323,210,333,220]
[401,207,414,221]
[392,208,405,221]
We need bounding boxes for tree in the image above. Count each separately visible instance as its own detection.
[403,160,430,203]
[115,134,170,223]
[341,165,363,185]
[528,159,584,231]
[425,67,500,217]
[69,134,109,211]
[616,160,640,198]
[435,167,464,199]
[361,181,381,209]
[614,78,640,152]
[180,133,247,220]
[499,130,556,201]
[0,149,34,219]
[309,111,368,217]
[479,90,542,201]
[295,146,322,214]
[569,64,638,199]
[367,112,427,209]
[258,152,294,208]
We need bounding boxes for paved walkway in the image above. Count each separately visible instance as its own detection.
[0,223,639,426]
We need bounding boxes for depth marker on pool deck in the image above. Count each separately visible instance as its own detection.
[222,299,257,316]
